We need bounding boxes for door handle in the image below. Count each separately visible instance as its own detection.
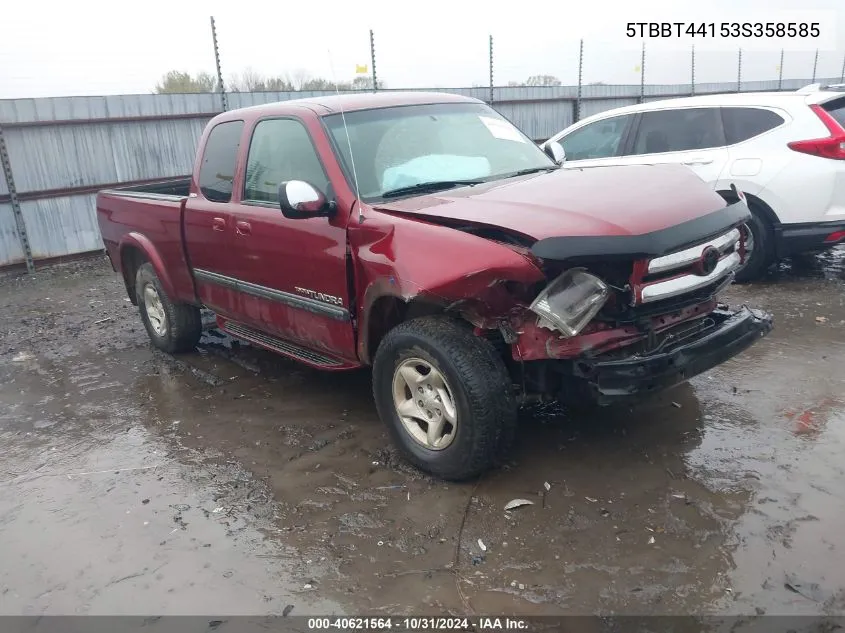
[682,159,714,166]
[235,220,252,236]
[212,217,226,231]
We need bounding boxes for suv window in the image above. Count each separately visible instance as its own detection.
[198,120,244,202]
[722,107,784,144]
[822,97,845,128]
[244,119,329,203]
[559,115,631,161]
[631,107,725,154]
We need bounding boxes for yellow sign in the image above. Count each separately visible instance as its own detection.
[634,65,641,73]
[355,64,368,74]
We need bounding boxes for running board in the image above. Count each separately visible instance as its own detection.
[222,320,346,368]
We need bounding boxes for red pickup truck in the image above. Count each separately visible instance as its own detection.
[97,92,772,480]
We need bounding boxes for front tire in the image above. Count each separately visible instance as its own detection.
[372,316,517,481]
[135,263,202,353]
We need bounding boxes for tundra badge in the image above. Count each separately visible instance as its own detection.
[294,287,344,306]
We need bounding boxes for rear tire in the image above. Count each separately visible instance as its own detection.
[135,263,202,353]
[734,204,774,283]
[372,316,517,481]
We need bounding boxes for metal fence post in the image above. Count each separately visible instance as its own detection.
[638,42,645,104]
[0,124,34,273]
[778,49,784,90]
[210,16,228,111]
[488,35,494,106]
[575,39,584,122]
[841,52,845,82]
[811,48,819,84]
[690,44,695,96]
[737,48,742,92]
[370,30,378,91]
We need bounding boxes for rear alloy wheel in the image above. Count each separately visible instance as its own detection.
[373,316,517,481]
[135,263,202,354]
[734,205,774,283]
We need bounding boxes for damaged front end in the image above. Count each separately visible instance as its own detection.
[503,201,774,405]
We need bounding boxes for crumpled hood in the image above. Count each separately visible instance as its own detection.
[371,164,729,241]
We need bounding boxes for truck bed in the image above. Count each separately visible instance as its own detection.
[96,177,196,305]
[104,177,192,199]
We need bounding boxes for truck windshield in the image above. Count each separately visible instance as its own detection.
[323,102,555,202]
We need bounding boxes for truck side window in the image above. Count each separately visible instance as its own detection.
[198,120,245,203]
[559,115,631,161]
[243,119,329,203]
[631,107,725,155]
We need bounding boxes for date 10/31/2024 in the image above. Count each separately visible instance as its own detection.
[306,617,529,630]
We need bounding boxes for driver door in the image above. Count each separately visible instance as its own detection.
[229,116,357,363]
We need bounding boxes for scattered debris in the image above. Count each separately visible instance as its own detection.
[504,499,534,511]
[585,496,597,503]
[303,583,313,590]
[600,508,610,517]
[377,541,384,547]
[471,555,484,566]
[648,536,655,544]
[519,583,525,590]
[672,493,686,500]
[142,498,150,505]
[212,507,225,513]
[544,482,551,491]
[170,504,190,512]
[12,352,34,362]
[815,316,828,323]
[477,539,487,552]
[282,605,294,617]
[784,574,824,601]
[671,401,682,408]
[93,317,113,325]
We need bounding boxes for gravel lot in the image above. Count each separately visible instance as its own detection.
[1,250,844,617]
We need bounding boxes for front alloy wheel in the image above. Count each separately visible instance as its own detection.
[392,358,458,450]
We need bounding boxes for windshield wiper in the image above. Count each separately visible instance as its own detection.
[381,179,485,199]
[502,166,559,179]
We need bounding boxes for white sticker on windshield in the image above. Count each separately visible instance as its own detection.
[479,116,526,143]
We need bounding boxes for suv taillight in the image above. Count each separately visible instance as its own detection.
[787,104,845,160]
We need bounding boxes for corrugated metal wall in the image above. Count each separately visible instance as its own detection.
[1,77,840,268]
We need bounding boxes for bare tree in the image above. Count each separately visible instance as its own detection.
[524,75,562,86]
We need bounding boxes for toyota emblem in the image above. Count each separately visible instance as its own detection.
[696,246,720,276]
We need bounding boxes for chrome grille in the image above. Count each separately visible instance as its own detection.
[647,228,740,275]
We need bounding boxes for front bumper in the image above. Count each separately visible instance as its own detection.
[775,220,845,257]
[572,306,773,405]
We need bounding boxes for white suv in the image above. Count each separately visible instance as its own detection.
[541,84,845,281]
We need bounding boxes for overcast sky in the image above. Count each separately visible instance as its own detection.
[1,0,843,99]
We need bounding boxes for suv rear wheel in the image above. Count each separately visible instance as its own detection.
[372,316,517,480]
[734,204,774,283]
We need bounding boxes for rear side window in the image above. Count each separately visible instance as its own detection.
[722,107,785,144]
[631,107,725,154]
[822,97,845,128]
[559,114,632,161]
[199,120,244,202]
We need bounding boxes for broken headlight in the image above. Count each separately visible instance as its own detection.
[529,268,609,337]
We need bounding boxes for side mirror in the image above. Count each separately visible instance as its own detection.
[278,180,335,219]
[543,141,566,166]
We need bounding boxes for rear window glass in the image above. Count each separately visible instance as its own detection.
[822,97,845,128]
[721,107,784,145]
[199,120,244,202]
[631,107,725,154]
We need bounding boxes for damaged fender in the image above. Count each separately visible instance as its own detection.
[348,212,545,363]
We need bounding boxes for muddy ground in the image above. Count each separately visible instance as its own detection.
[1,250,844,618]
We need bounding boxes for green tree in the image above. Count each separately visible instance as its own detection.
[154,71,217,93]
